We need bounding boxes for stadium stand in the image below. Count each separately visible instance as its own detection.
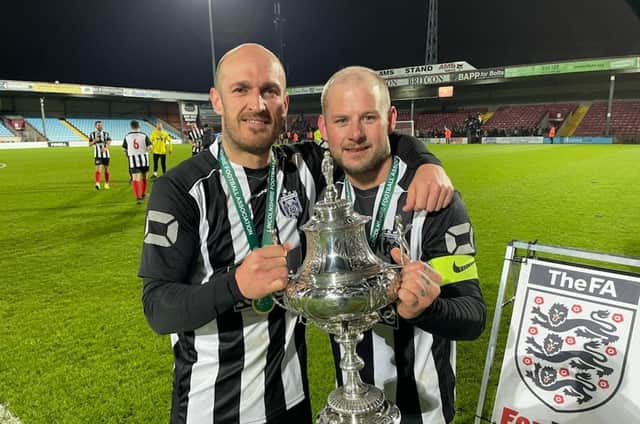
[560,104,589,136]
[67,118,137,141]
[574,100,640,136]
[481,103,577,136]
[397,108,487,137]
[287,113,318,130]
[394,104,586,138]
[483,104,548,132]
[24,117,85,141]
[67,117,181,140]
[0,122,13,137]
[417,112,478,136]
[546,103,578,121]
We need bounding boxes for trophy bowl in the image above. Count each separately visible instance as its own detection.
[284,198,400,333]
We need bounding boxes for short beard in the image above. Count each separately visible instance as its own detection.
[336,146,389,179]
[222,122,280,156]
[229,136,273,156]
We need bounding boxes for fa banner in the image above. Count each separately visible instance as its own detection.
[492,258,640,423]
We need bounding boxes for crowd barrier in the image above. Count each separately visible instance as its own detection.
[420,137,469,144]
[548,136,614,144]
[0,139,183,150]
[482,136,544,144]
[481,136,614,144]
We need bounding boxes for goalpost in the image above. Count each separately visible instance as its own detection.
[395,120,415,137]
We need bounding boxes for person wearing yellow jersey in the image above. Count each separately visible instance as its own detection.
[150,122,173,178]
[313,127,322,142]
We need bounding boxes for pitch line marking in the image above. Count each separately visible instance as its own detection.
[0,404,22,424]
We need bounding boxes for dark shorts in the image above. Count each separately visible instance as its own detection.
[130,166,149,174]
[94,157,110,166]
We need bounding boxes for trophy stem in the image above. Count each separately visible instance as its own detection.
[335,328,367,397]
[316,321,401,424]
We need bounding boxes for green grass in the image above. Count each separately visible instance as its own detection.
[0,144,638,423]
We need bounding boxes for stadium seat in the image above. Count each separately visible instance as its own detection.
[67,117,181,140]
[0,122,14,137]
[574,101,640,136]
[24,117,84,141]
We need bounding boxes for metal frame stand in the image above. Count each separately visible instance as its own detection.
[474,241,640,424]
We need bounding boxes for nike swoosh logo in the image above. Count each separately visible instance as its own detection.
[452,260,475,273]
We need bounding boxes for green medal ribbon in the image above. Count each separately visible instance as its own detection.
[344,155,399,248]
[218,146,278,314]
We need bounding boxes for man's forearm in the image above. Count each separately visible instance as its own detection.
[407,282,486,340]
[142,269,244,334]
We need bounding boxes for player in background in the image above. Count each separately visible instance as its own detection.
[122,120,152,204]
[88,120,112,190]
[150,122,173,179]
[187,122,204,156]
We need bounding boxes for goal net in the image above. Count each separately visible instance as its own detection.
[395,120,414,137]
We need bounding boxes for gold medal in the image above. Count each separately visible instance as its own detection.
[252,296,275,315]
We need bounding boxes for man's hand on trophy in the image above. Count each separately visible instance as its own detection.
[390,248,442,319]
[403,164,454,213]
[235,243,292,299]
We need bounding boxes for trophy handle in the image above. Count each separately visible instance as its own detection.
[271,291,287,310]
[271,271,297,312]
[380,266,401,303]
[394,214,412,266]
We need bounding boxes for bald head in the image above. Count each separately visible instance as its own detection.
[215,43,287,89]
[321,66,390,115]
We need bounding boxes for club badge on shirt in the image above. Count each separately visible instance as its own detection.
[278,191,302,218]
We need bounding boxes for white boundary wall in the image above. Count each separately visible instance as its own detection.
[482,136,544,144]
[0,140,182,149]
[423,137,468,144]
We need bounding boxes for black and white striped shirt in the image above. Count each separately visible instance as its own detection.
[330,158,486,424]
[122,131,151,168]
[140,138,325,423]
[188,127,204,154]
[89,130,111,158]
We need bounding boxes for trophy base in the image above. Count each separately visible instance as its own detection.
[316,385,401,424]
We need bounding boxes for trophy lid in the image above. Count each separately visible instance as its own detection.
[304,151,369,231]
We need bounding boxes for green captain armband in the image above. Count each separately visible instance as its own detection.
[428,255,478,285]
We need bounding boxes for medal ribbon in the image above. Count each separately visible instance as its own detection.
[218,146,278,314]
[218,146,277,249]
[344,155,399,248]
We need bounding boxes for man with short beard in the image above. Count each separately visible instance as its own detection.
[319,66,486,424]
[139,44,454,424]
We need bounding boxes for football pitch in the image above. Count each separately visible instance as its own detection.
[0,143,638,423]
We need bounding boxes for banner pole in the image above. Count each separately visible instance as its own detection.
[474,243,517,424]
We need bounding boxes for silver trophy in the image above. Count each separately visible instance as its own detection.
[279,151,404,423]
